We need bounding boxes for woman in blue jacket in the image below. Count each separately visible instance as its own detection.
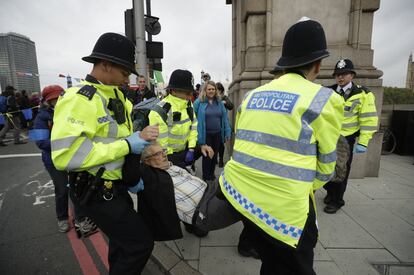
[31,85,96,236]
[194,81,231,181]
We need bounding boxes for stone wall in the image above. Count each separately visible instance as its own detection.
[226,0,383,178]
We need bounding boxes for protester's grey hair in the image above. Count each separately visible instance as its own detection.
[140,141,161,161]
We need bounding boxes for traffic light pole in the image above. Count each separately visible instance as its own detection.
[133,0,147,78]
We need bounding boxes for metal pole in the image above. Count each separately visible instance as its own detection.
[133,0,147,78]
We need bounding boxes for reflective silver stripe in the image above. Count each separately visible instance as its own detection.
[236,129,317,156]
[299,87,333,143]
[360,125,377,131]
[316,171,334,182]
[66,138,93,170]
[344,111,357,117]
[158,132,168,139]
[93,136,118,144]
[51,136,78,151]
[222,173,303,240]
[360,112,377,118]
[95,92,118,138]
[169,132,190,140]
[190,125,197,131]
[349,99,361,112]
[233,150,315,182]
[89,159,123,173]
[318,150,337,163]
[342,122,359,128]
[170,143,186,150]
[173,118,190,125]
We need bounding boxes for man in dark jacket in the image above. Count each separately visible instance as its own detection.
[126,75,156,105]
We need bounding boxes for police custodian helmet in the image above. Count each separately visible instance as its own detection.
[333,59,356,76]
[277,18,329,69]
[167,69,195,93]
[82,32,138,75]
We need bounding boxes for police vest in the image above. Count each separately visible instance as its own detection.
[148,94,197,154]
[51,82,133,180]
[331,84,378,146]
[219,73,344,248]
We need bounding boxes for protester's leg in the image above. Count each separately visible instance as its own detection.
[202,133,214,180]
[76,188,154,274]
[208,133,221,178]
[218,142,225,167]
[11,116,23,143]
[0,118,11,143]
[46,166,69,221]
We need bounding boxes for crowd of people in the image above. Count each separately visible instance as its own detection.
[1,16,379,275]
[0,86,41,146]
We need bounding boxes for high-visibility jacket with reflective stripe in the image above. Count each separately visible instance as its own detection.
[330,83,378,146]
[148,94,197,154]
[51,81,133,180]
[219,73,344,248]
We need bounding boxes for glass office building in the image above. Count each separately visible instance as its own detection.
[0,32,40,93]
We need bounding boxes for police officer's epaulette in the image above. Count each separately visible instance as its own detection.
[77,85,97,100]
[356,85,371,93]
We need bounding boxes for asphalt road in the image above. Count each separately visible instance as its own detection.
[0,139,162,275]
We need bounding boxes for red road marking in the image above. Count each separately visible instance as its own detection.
[89,232,110,270]
[67,224,100,275]
[68,206,109,274]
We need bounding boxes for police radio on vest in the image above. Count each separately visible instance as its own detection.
[247,91,299,114]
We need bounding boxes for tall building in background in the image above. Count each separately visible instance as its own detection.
[406,53,414,92]
[0,32,40,93]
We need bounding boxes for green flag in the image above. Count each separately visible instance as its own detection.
[154,70,164,84]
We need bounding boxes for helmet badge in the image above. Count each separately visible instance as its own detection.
[337,59,346,69]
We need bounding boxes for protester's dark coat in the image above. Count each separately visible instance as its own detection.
[122,154,183,241]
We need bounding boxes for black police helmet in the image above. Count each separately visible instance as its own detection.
[277,19,329,69]
[167,69,195,93]
[333,59,356,76]
[82,32,138,75]
[269,65,283,76]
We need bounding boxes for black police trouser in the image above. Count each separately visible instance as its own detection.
[324,133,358,205]
[72,185,154,275]
[241,199,317,275]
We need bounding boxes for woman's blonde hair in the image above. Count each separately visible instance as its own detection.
[199,80,219,102]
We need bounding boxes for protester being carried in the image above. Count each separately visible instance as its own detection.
[123,142,240,240]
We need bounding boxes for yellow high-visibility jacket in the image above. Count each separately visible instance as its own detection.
[220,73,344,248]
[51,80,133,180]
[148,94,197,155]
[330,83,378,146]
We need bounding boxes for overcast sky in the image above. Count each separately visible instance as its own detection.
[0,0,413,90]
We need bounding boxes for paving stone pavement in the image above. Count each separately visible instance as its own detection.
[141,153,414,275]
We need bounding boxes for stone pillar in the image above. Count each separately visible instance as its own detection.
[226,0,383,178]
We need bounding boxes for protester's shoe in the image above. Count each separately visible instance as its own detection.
[184,223,209,238]
[75,217,98,238]
[0,141,7,147]
[218,159,224,168]
[14,141,27,145]
[57,220,70,233]
[323,194,331,204]
[238,246,260,259]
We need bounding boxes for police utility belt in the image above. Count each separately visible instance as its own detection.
[69,168,124,205]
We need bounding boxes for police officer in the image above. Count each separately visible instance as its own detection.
[148,69,212,169]
[51,32,159,274]
[219,18,344,274]
[323,59,378,214]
